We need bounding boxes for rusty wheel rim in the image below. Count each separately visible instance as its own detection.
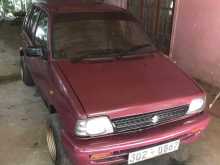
[47,127,57,161]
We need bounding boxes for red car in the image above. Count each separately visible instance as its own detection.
[19,1,210,165]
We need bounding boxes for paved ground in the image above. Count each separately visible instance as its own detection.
[0,81,52,165]
[0,23,20,78]
[0,23,220,165]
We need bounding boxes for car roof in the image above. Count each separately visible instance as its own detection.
[34,0,126,14]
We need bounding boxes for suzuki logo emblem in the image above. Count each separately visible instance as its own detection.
[152,115,160,124]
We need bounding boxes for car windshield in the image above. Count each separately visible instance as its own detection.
[53,12,155,60]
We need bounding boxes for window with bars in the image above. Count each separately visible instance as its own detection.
[128,0,175,54]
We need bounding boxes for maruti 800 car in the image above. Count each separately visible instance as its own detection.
[19,1,210,165]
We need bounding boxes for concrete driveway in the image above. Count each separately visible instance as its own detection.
[0,81,52,165]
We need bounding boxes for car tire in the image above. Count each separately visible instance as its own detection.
[20,57,34,86]
[47,114,73,165]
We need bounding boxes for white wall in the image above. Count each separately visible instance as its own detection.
[170,0,220,87]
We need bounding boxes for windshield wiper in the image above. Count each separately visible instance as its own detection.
[70,49,123,62]
[117,44,153,58]
[70,45,154,62]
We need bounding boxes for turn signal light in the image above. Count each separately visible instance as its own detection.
[90,152,112,160]
[191,127,202,134]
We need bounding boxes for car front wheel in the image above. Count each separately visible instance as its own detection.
[46,114,72,165]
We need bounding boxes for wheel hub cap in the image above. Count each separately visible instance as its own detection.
[47,127,57,161]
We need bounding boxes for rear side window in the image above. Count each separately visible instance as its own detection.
[35,12,48,48]
[23,8,31,31]
[27,8,40,38]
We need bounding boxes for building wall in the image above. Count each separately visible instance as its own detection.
[104,0,127,9]
[170,0,220,87]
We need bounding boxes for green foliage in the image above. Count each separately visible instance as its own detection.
[1,0,15,13]
[0,0,33,19]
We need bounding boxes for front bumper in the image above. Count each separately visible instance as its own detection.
[62,112,210,165]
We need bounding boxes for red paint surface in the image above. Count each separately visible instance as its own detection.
[171,0,220,87]
[63,112,210,164]
[37,1,126,13]
[57,54,202,119]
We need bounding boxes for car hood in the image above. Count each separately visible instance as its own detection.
[56,54,202,119]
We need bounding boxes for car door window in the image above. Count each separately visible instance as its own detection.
[27,8,40,38]
[35,12,48,48]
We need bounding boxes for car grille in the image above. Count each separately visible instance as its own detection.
[112,105,189,133]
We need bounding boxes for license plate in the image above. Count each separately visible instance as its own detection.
[128,140,180,164]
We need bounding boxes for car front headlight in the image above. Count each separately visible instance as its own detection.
[75,116,114,137]
[187,97,206,115]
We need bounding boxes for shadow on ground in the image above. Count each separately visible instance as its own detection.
[131,156,187,165]
[0,74,20,84]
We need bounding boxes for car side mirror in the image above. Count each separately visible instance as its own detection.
[25,47,44,58]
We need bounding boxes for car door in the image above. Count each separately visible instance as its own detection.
[22,7,41,81]
[27,10,52,102]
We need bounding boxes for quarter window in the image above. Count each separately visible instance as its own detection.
[27,8,40,38]
[23,8,31,31]
[35,13,48,48]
